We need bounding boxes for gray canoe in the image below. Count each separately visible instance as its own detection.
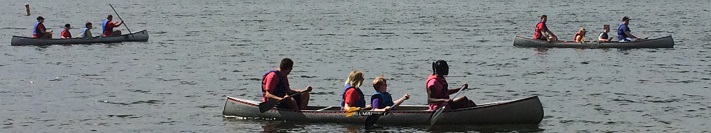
[512,36,674,49]
[10,30,149,46]
[222,96,544,125]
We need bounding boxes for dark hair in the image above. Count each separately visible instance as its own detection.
[107,15,113,19]
[279,58,294,70]
[36,16,44,21]
[85,22,92,27]
[432,60,448,75]
[64,24,71,28]
[540,15,547,19]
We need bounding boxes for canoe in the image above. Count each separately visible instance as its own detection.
[222,96,544,125]
[512,36,674,49]
[10,30,149,46]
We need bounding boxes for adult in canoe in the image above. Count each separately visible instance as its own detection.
[341,70,368,111]
[101,15,124,37]
[261,58,313,111]
[426,60,476,111]
[533,15,558,42]
[60,24,72,39]
[618,16,640,42]
[370,74,409,112]
[76,22,93,39]
[598,24,613,42]
[32,16,52,38]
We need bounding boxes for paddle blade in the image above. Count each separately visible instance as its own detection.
[364,114,382,129]
[428,107,445,126]
[345,107,359,117]
[258,100,279,113]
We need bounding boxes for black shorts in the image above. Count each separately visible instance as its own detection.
[276,93,303,109]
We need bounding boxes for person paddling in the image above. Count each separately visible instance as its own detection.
[76,22,94,39]
[60,24,72,39]
[370,74,409,112]
[426,60,476,111]
[533,15,558,42]
[101,15,124,37]
[617,16,640,42]
[598,24,613,42]
[341,70,370,111]
[261,58,313,111]
[32,16,52,38]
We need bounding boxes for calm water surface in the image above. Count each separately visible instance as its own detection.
[1,0,710,132]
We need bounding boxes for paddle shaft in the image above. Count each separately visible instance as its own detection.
[109,4,133,37]
[364,97,405,128]
[428,86,467,126]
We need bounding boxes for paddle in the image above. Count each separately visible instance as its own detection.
[258,92,303,113]
[345,106,361,117]
[109,4,134,37]
[428,86,467,126]
[364,100,404,129]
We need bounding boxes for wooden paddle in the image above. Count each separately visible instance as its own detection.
[364,100,404,129]
[258,92,303,113]
[109,4,134,37]
[428,86,467,126]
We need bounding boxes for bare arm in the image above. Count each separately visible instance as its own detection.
[264,91,286,101]
[447,83,468,94]
[624,31,637,38]
[427,86,450,103]
[373,94,410,112]
[546,30,557,38]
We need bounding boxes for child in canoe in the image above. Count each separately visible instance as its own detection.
[370,74,409,112]
[573,27,586,43]
[342,70,369,111]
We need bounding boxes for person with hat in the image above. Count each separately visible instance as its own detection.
[101,15,124,37]
[425,60,476,111]
[32,16,52,38]
[533,15,558,42]
[617,16,640,42]
[60,24,72,39]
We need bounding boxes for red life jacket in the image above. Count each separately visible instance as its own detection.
[426,74,449,100]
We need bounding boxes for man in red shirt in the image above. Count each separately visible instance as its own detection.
[533,15,558,42]
[262,58,312,111]
[101,15,124,37]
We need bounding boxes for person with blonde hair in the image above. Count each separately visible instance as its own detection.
[341,70,368,111]
[370,74,409,112]
[573,27,586,43]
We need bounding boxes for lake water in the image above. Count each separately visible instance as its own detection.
[1,0,710,132]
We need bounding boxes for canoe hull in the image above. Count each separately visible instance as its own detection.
[222,96,543,125]
[10,30,149,46]
[512,36,674,49]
